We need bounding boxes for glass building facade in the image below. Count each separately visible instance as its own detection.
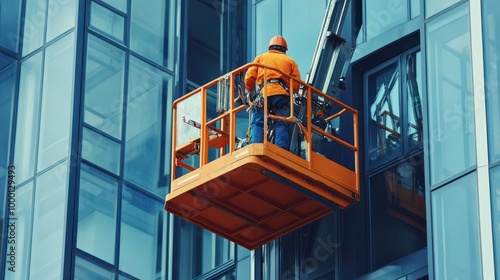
[0,0,498,279]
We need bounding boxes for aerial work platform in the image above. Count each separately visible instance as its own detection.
[165,63,359,250]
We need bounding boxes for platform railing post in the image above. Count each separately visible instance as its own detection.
[201,86,208,166]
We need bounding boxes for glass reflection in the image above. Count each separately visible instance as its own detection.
[367,62,401,165]
[491,166,500,280]
[130,0,174,68]
[82,127,121,175]
[406,51,423,149]
[124,56,169,196]
[432,172,481,279]
[77,164,118,264]
[0,0,22,52]
[282,0,327,77]
[425,0,460,18]
[101,0,127,13]
[425,4,475,185]
[119,186,166,279]
[483,0,500,163]
[90,2,125,43]
[255,0,279,56]
[22,0,46,56]
[37,33,75,172]
[30,162,68,279]
[46,0,76,43]
[366,0,408,40]
[4,183,33,280]
[15,52,43,184]
[74,255,115,280]
[370,155,426,268]
[84,34,125,139]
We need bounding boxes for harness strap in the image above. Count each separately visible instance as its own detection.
[259,78,289,92]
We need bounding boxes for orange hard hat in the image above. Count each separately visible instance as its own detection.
[268,35,288,51]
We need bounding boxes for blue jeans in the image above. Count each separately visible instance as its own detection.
[250,95,290,150]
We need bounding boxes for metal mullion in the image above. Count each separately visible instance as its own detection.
[114,30,130,272]
[83,123,122,144]
[64,0,91,278]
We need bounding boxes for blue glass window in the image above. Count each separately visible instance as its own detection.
[282,0,326,77]
[130,0,174,68]
[366,0,408,40]
[491,165,500,279]
[30,162,68,279]
[431,172,481,279]
[255,0,279,55]
[425,4,475,185]
[0,0,22,52]
[82,127,121,175]
[173,219,233,279]
[119,186,166,279]
[77,164,118,264]
[124,56,170,196]
[90,1,125,43]
[101,0,127,13]
[0,64,15,177]
[367,62,401,165]
[84,34,125,139]
[46,0,76,43]
[425,0,460,18]
[74,255,115,280]
[14,52,43,184]
[4,183,33,280]
[370,157,426,268]
[23,0,47,56]
[483,0,500,164]
[37,32,75,172]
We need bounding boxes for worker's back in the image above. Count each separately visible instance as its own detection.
[245,50,301,96]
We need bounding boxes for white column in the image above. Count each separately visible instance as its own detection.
[469,0,495,278]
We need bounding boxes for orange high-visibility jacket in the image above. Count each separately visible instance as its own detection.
[245,50,301,97]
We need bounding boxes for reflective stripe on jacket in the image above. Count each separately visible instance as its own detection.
[244,50,301,96]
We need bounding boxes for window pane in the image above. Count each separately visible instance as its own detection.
[0,64,15,178]
[491,165,500,280]
[84,34,125,139]
[0,0,22,52]
[410,0,420,19]
[74,255,115,280]
[282,0,326,77]
[425,0,460,18]
[38,32,75,172]
[432,172,481,279]
[119,186,166,280]
[255,0,278,56]
[15,52,43,184]
[22,0,46,56]
[90,2,125,43]
[130,0,174,68]
[483,0,500,164]
[406,51,423,149]
[30,162,68,279]
[370,156,426,268]
[365,0,408,40]
[367,62,401,166]
[425,4,475,185]
[77,164,118,264]
[101,0,127,13]
[4,183,33,280]
[82,127,121,175]
[187,0,223,83]
[46,0,76,43]
[124,57,170,196]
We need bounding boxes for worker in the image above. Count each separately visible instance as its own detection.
[244,35,301,150]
